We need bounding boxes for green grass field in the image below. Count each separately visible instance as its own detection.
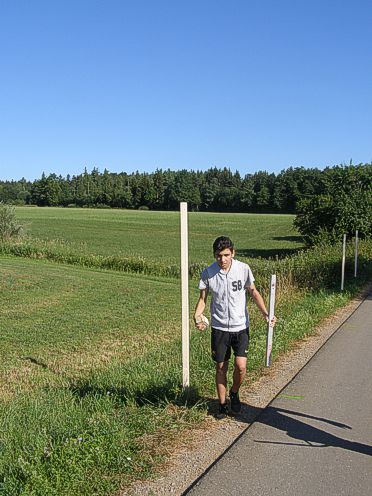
[1,207,371,494]
[15,207,304,263]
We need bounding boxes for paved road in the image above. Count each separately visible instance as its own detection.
[186,292,372,496]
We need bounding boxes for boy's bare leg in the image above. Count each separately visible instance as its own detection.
[232,356,247,393]
[215,361,229,404]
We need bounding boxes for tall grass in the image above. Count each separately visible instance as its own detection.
[1,236,371,290]
[0,237,181,278]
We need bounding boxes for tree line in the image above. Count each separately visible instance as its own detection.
[0,163,371,216]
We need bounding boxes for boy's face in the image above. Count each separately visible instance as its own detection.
[215,248,234,271]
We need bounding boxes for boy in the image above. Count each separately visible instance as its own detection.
[194,236,276,416]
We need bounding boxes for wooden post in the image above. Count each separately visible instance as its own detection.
[354,230,359,278]
[341,234,346,291]
[265,274,277,367]
[180,202,190,388]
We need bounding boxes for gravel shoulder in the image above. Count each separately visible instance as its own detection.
[121,285,371,496]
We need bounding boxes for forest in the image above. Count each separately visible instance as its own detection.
[0,163,371,215]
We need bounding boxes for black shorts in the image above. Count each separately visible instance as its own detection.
[211,327,250,363]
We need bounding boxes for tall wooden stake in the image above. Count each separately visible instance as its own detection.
[180,202,190,388]
[354,230,359,278]
[341,234,346,291]
[265,274,277,367]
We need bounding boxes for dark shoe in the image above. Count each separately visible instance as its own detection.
[216,402,229,418]
[230,389,241,414]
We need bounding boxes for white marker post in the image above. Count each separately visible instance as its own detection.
[341,234,346,291]
[180,202,190,389]
[265,274,277,367]
[354,230,359,278]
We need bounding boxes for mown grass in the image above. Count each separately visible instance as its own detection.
[0,258,184,392]
[1,245,371,494]
[15,207,304,263]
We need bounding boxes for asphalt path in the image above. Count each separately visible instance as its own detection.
[186,292,372,496]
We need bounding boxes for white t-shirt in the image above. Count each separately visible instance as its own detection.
[198,259,255,332]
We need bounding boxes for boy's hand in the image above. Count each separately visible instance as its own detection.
[194,314,209,331]
[265,314,277,327]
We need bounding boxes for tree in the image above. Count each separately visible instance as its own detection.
[30,173,65,206]
[239,175,255,211]
[294,164,372,244]
[152,169,167,210]
[200,177,219,211]
[165,170,201,211]
[251,171,275,212]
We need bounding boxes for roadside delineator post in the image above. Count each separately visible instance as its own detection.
[341,234,346,291]
[180,202,190,389]
[354,230,359,278]
[265,274,277,367]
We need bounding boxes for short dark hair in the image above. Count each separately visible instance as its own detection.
[213,236,234,255]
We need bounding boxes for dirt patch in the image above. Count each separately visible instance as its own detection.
[121,285,370,496]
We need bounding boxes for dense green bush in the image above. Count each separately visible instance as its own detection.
[294,164,372,245]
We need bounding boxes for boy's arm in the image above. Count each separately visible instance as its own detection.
[247,283,277,326]
[194,289,208,331]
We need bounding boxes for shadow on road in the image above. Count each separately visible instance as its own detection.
[233,404,372,457]
[184,403,372,494]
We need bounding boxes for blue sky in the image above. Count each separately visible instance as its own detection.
[0,0,371,181]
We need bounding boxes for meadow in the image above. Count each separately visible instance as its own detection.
[15,206,304,262]
[0,207,371,495]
